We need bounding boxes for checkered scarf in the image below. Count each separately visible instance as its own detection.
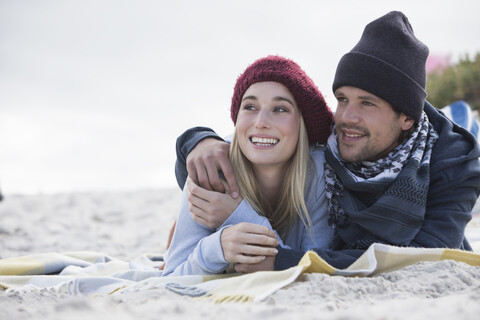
[325,112,438,245]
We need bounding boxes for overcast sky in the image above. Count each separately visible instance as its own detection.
[1,0,479,194]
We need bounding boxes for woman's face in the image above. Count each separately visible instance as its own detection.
[236,81,300,172]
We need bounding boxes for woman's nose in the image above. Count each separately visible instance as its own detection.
[255,110,271,129]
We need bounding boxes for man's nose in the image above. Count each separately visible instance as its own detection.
[339,103,360,123]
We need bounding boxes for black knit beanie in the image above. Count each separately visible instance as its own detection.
[332,11,429,122]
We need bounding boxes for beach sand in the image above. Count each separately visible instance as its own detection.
[1,188,479,320]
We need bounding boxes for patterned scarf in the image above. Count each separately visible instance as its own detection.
[324,112,439,248]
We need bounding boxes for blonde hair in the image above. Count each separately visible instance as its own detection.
[229,116,312,238]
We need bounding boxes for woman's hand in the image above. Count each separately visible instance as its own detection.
[220,222,278,265]
[187,177,243,229]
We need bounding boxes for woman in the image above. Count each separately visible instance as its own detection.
[162,56,334,276]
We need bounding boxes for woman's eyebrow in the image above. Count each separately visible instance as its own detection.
[242,95,257,102]
[242,95,295,107]
[273,96,295,107]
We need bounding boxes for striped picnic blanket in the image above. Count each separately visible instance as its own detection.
[1,244,479,303]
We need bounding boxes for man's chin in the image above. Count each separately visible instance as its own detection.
[338,147,362,163]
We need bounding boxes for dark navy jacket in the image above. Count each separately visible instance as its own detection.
[174,102,480,269]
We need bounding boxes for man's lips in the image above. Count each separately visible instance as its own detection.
[339,129,367,143]
[343,131,364,138]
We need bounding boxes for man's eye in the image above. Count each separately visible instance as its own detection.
[336,96,347,102]
[361,101,374,106]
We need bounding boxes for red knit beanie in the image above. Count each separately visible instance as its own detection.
[231,55,334,144]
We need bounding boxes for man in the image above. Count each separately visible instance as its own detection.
[174,11,480,271]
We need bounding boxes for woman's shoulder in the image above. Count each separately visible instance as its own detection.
[306,144,326,184]
[309,144,325,162]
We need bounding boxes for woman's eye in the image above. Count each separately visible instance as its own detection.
[243,104,256,111]
[274,106,289,113]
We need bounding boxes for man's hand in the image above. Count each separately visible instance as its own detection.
[234,255,275,273]
[186,177,242,229]
[220,223,278,265]
[186,138,239,198]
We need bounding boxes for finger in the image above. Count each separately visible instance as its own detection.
[230,225,278,248]
[188,199,216,228]
[192,214,211,227]
[188,198,207,218]
[238,223,279,242]
[187,177,217,203]
[234,255,275,273]
[192,160,213,191]
[187,193,210,214]
[217,157,239,198]
[233,263,249,273]
[187,199,206,219]
[189,203,212,227]
[220,179,230,195]
[240,244,278,257]
[204,161,225,193]
[186,181,211,223]
[232,254,266,265]
[186,180,202,206]
[232,231,278,249]
[186,178,207,205]
[234,263,264,273]
[247,233,279,248]
[186,161,199,186]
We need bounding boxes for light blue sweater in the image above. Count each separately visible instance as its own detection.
[162,145,333,276]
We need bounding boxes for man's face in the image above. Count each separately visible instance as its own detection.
[333,86,414,163]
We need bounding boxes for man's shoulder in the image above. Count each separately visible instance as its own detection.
[426,102,480,169]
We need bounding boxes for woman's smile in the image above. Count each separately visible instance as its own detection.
[249,136,279,147]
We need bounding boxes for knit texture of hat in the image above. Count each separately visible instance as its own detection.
[332,11,429,122]
[231,55,333,144]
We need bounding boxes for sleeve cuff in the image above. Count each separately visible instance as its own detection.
[197,228,229,272]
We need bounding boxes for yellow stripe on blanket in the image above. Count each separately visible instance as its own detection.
[0,255,47,276]
[0,252,118,276]
[441,248,480,266]
[337,244,480,277]
[298,251,337,275]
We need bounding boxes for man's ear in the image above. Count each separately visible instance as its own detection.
[401,114,415,131]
